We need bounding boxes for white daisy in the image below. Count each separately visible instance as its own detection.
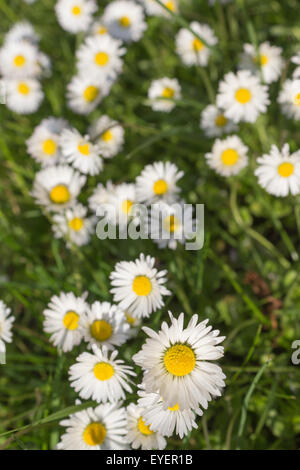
[0,40,40,78]
[66,73,112,115]
[90,18,109,37]
[205,135,249,177]
[126,403,167,450]
[69,345,136,403]
[148,77,181,112]
[81,301,130,350]
[105,183,138,227]
[43,292,88,352]
[88,115,125,158]
[4,21,40,46]
[136,161,183,204]
[200,104,237,138]
[102,0,147,43]
[255,144,300,197]
[52,203,96,247]
[0,300,14,358]
[88,181,116,213]
[140,0,178,17]
[31,165,86,212]
[278,79,300,120]
[133,312,226,410]
[60,128,103,176]
[124,311,142,338]
[216,70,269,123]
[55,0,97,34]
[239,42,283,84]
[5,78,44,114]
[110,253,171,319]
[175,22,218,67]
[57,402,128,450]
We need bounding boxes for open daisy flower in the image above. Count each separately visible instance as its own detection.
[0,40,41,79]
[205,135,249,177]
[81,301,130,350]
[88,115,125,159]
[148,77,181,112]
[216,70,269,123]
[55,0,97,34]
[66,73,112,115]
[110,253,171,319]
[88,181,116,213]
[52,203,96,247]
[200,104,237,138]
[0,300,15,359]
[140,0,178,17]
[69,345,136,403]
[133,312,226,410]
[3,21,40,46]
[4,78,44,114]
[126,403,167,450]
[278,79,300,120]
[124,311,142,338]
[90,18,109,37]
[57,402,128,450]
[239,42,283,84]
[175,22,218,67]
[255,144,300,197]
[102,0,147,43]
[105,183,138,227]
[43,292,88,352]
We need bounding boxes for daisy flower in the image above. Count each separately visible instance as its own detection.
[102,0,147,43]
[0,40,40,78]
[239,42,283,84]
[105,183,138,227]
[52,203,96,247]
[136,161,183,204]
[31,165,86,212]
[200,104,237,138]
[43,292,88,352]
[205,135,249,177]
[55,0,97,34]
[255,144,300,197]
[57,402,128,450]
[175,22,218,67]
[278,79,300,120]
[90,18,109,37]
[124,311,142,338]
[69,345,136,403]
[133,312,226,410]
[140,0,178,17]
[5,78,44,114]
[110,253,171,319]
[88,115,125,158]
[60,128,103,176]
[88,181,116,213]
[66,73,112,115]
[148,77,181,112]
[0,300,14,358]
[4,21,39,46]
[216,70,269,123]
[126,403,167,450]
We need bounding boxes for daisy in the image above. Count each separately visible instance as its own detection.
[200,104,237,138]
[57,402,128,450]
[255,144,300,197]
[0,40,39,78]
[148,77,181,112]
[136,161,183,204]
[140,0,178,17]
[52,203,96,247]
[0,300,14,359]
[110,253,171,319]
[133,312,226,410]
[106,183,138,227]
[278,79,300,120]
[43,292,88,352]
[69,345,136,403]
[88,181,116,213]
[239,42,283,84]
[175,22,218,67]
[124,311,142,338]
[90,18,109,37]
[205,135,249,177]
[102,0,147,43]
[4,21,39,46]
[55,0,97,34]
[5,78,44,114]
[66,73,112,115]
[216,70,269,123]
[31,165,86,212]
[60,128,103,176]
[88,115,125,158]
[126,403,167,450]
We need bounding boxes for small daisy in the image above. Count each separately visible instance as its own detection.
[66,74,112,115]
[4,21,39,46]
[239,42,283,84]
[133,312,226,410]
[43,292,88,352]
[140,0,178,17]
[55,0,97,34]
[60,128,103,176]
[126,403,167,450]
[57,402,128,450]
[102,0,147,43]
[90,18,109,37]
[69,345,136,403]
[52,203,96,247]
[110,253,171,319]
[88,181,116,213]
[278,79,300,120]
[175,22,218,67]
[31,165,86,212]
[136,161,183,204]
[106,183,138,227]
[124,311,142,338]
[291,52,300,79]
[5,78,44,114]
[0,300,14,358]
[0,40,39,78]
[205,135,249,177]
[255,144,300,197]
[88,115,125,158]
[200,104,237,138]
[216,70,269,123]
[148,77,181,112]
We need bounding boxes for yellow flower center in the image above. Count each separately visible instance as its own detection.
[235,88,252,104]
[164,344,196,376]
[168,403,180,411]
[97,26,107,35]
[132,275,152,296]
[42,139,57,156]
[125,312,136,325]
[162,87,174,98]
[93,362,114,381]
[254,54,268,66]
[78,143,90,155]
[49,184,70,204]
[72,6,81,15]
[215,114,227,127]
[63,311,79,330]
[294,92,300,106]
[119,16,130,28]
[277,162,294,178]
[83,85,99,102]
[90,320,113,341]
[18,83,30,95]
[121,199,133,214]
[193,38,204,51]
[101,130,113,142]
[94,52,109,66]
[163,214,180,233]
[165,0,175,11]
[68,217,84,231]
[221,148,239,166]
[83,422,106,446]
[137,417,153,436]
[153,179,168,195]
[14,55,26,67]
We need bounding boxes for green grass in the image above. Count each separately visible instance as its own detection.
[0,0,300,450]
